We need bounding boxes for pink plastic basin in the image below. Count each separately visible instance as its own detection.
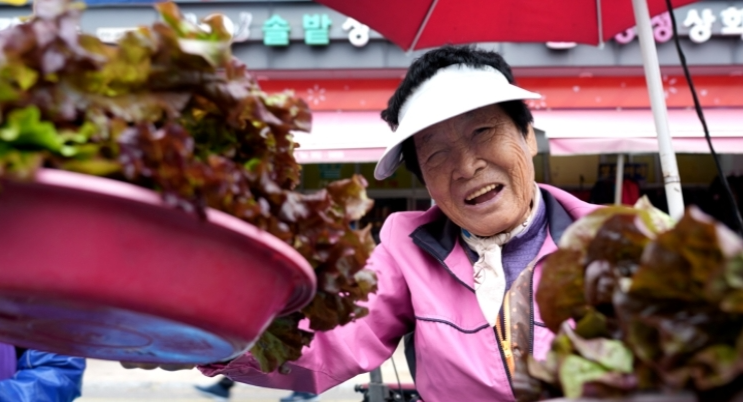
[0,169,316,364]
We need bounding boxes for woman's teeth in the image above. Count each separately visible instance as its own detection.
[466,184,497,202]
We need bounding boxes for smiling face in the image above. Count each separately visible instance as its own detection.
[415,103,538,237]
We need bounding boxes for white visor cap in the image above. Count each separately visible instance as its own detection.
[373,64,542,180]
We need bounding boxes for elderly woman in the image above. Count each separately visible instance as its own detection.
[199,46,597,402]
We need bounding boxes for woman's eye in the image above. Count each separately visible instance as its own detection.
[426,151,446,166]
[474,127,493,142]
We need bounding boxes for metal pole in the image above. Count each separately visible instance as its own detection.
[595,0,604,46]
[632,0,684,219]
[407,0,439,52]
[614,154,625,205]
[631,0,685,219]
[368,367,389,402]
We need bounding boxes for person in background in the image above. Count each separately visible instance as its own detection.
[279,391,319,402]
[195,377,319,401]
[0,342,85,402]
[195,377,235,400]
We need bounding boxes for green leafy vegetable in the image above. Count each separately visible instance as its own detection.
[531,200,743,400]
[0,0,376,372]
[559,354,611,399]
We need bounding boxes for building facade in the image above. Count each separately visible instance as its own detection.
[3,0,742,217]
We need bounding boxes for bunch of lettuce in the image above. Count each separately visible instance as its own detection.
[530,198,743,400]
[0,0,377,372]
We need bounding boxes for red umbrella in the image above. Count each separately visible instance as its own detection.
[315,0,698,51]
[316,0,699,219]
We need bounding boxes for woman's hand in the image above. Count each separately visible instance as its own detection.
[119,362,196,371]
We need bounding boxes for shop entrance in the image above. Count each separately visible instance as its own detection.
[300,162,431,242]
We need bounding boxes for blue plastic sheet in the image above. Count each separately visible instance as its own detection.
[0,349,85,402]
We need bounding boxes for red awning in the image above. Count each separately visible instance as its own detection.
[293,112,390,163]
[296,109,743,163]
[540,108,743,155]
[258,75,743,111]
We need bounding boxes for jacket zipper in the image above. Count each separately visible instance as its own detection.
[494,327,514,391]
[495,297,515,375]
[498,256,546,397]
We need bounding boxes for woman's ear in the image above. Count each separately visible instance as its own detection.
[526,125,538,157]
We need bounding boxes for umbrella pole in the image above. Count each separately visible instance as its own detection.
[630,0,685,219]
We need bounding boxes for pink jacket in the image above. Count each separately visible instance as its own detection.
[200,184,598,402]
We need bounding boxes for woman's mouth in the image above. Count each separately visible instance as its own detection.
[464,184,504,205]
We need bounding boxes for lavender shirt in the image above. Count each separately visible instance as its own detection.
[0,342,16,381]
[501,190,548,290]
[463,190,548,291]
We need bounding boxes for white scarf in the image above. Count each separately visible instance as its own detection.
[460,184,541,326]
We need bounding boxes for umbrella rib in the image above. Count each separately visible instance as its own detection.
[408,0,439,52]
[596,0,604,46]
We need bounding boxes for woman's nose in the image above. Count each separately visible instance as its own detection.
[452,147,486,181]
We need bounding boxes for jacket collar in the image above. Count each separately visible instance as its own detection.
[409,187,576,291]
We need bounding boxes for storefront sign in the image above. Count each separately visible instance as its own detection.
[548,4,743,49]
[262,14,291,46]
[720,6,743,38]
[302,13,331,45]
[342,18,370,47]
[260,13,368,47]
[614,6,743,45]
[0,5,371,48]
[615,12,673,44]
[685,9,717,42]
[2,1,736,54]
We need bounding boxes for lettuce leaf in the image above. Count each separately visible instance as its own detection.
[0,0,376,372]
[532,203,743,400]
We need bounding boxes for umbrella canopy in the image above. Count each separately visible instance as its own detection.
[315,0,698,218]
[314,0,699,50]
